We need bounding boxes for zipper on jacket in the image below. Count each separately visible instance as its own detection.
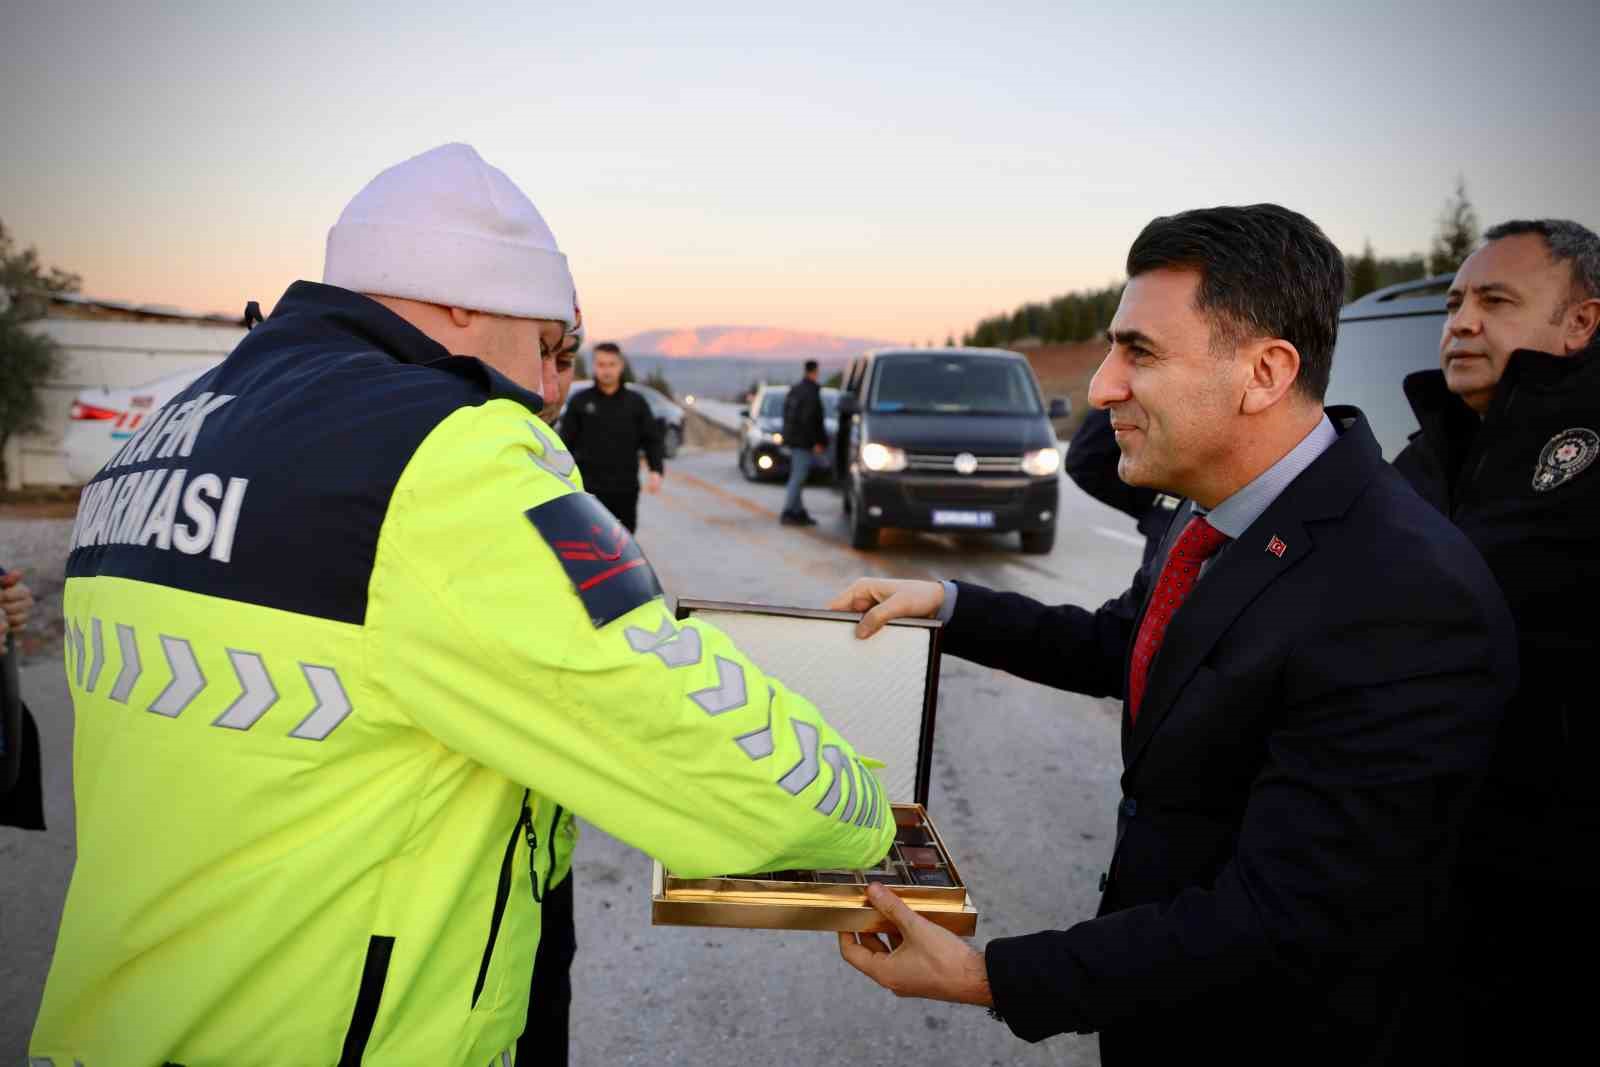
[472,791,530,1009]
[537,802,565,903]
[338,934,395,1065]
[525,796,543,903]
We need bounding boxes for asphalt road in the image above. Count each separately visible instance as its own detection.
[2,446,1147,1065]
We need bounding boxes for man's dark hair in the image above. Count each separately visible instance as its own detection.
[593,342,622,356]
[1482,218,1600,317]
[803,359,819,374]
[1126,204,1345,402]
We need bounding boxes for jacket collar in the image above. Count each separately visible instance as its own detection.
[1122,406,1385,770]
[267,281,454,365]
[264,281,545,413]
[1402,337,1599,470]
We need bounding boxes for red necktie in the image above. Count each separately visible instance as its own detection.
[1128,515,1231,724]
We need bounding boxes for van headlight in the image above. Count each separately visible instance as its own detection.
[860,441,907,472]
[1022,446,1061,477]
[769,432,783,445]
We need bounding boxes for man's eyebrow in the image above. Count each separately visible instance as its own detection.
[1472,281,1521,299]
[1106,328,1159,350]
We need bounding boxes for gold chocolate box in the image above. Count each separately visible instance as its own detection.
[650,599,978,936]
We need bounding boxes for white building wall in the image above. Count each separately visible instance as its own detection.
[6,317,244,489]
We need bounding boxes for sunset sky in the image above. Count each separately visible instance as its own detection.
[3,1,1594,346]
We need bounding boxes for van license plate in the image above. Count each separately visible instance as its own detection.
[932,510,995,528]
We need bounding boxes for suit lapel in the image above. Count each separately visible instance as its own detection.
[1121,502,1195,763]
[1120,407,1385,773]
[1124,515,1312,769]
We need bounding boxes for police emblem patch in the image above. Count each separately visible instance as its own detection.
[1532,428,1598,493]
[526,493,663,627]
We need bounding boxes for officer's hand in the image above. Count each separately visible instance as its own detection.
[838,883,992,1006]
[645,471,663,495]
[827,578,944,639]
[1,570,33,631]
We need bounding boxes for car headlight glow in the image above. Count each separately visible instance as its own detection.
[770,432,783,445]
[860,441,908,473]
[1022,446,1062,477]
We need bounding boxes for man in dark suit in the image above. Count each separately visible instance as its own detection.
[829,205,1516,1065]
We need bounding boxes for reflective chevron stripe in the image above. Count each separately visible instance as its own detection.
[733,685,776,760]
[213,649,278,730]
[815,745,847,815]
[777,720,821,795]
[149,636,205,717]
[72,619,86,687]
[624,617,703,668]
[289,663,354,740]
[835,751,858,824]
[524,419,578,489]
[85,618,105,693]
[688,656,747,716]
[110,623,141,703]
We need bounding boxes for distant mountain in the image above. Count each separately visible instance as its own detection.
[617,325,893,361]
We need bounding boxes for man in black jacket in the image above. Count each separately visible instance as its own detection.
[829,205,1515,1065]
[558,342,663,532]
[779,360,827,525]
[1393,218,1600,1064]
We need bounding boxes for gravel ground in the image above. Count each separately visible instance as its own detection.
[0,516,75,665]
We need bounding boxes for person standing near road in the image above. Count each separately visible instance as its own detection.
[1392,218,1600,1064]
[825,205,1515,1065]
[558,341,662,533]
[30,143,893,1067]
[1,567,45,831]
[780,359,827,526]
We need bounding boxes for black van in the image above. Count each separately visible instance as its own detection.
[832,348,1068,552]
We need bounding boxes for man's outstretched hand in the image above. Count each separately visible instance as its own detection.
[837,883,992,1006]
[826,578,945,639]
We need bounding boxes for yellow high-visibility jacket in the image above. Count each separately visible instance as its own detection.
[31,282,893,1067]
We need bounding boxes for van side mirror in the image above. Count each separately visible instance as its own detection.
[1048,397,1070,419]
[738,407,749,418]
[836,394,859,415]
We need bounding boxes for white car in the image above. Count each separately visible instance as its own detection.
[64,363,218,482]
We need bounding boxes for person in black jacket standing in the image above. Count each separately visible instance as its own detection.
[779,360,828,526]
[558,342,663,532]
[827,205,1515,1066]
[1393,218,1600,1065]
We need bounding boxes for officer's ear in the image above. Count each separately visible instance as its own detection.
[448,307,475,329]
[1564,296,1600,355]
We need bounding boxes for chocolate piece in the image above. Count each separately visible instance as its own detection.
[893,807,922,829]
[895,826,930,847]
[912,868,954,887]
[899,846,942,869]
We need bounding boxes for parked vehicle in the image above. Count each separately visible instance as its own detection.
[63,363,218,483]
[1326,275,1450,459]
[561,380,686,458]
[832,348,1068,552]
[737,384,840,482]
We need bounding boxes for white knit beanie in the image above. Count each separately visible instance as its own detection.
[324,143,576,328]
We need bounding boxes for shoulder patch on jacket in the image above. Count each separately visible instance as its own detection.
[527,493,663,627]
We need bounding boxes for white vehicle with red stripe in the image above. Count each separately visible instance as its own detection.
[63,363,219,483]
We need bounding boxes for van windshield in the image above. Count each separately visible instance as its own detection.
[869,356,1042,415]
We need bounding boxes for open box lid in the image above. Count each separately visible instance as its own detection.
[675,599,942,807]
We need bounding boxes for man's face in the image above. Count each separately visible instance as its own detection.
[463,313,568,408]
[541,335,580,426]
[1442,234,1576,414]
[594,350,623,389]
[1087,268,1243,500]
